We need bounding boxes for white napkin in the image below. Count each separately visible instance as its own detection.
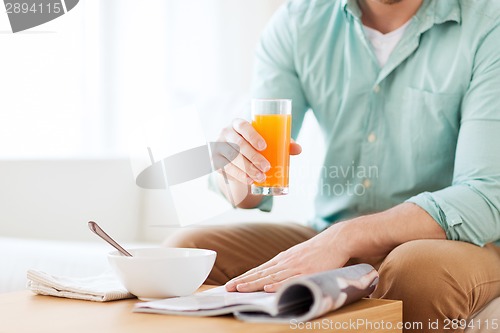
[27,269,135,302]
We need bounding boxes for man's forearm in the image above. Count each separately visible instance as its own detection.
[216,173,263,209]
[330,202,447,259]
[225,202,447,292]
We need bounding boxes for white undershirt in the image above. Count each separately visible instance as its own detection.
[363,20,411,67]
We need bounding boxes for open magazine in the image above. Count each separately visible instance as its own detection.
[134,264,379,323]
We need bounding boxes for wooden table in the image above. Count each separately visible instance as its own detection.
[0,289,402,333]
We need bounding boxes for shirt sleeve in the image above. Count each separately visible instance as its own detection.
[251,3,310,212]
[406,24,500,246]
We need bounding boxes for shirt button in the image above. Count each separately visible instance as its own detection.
[363,179,372,189]
[368,133,377,143]
[373,85,381,93]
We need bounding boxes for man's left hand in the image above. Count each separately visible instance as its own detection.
[224,224,349,293]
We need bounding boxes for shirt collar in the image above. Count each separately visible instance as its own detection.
[342,0,361,19]
[342,0,461,25]
[429,0,461,25]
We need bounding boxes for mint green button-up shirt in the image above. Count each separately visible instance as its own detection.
[253,0,500,246]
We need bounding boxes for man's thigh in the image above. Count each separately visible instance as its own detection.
[164,222,317,285]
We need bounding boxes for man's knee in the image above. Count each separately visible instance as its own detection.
[373,240,470,330]
[375,240,466,296]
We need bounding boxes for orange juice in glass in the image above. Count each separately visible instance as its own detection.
[251,99,292,195]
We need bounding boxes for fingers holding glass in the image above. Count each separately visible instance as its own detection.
[212,123,270,185]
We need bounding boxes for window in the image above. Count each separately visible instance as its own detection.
[0,0,285,159]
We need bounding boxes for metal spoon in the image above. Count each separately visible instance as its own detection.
[88,221,133,257]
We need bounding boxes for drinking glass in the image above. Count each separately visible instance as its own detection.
[250,99,292,195]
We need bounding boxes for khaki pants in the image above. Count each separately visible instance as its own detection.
[164,223,500,333]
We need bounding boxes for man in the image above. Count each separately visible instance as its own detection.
[166,0,500,331]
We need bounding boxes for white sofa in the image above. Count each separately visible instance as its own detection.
[0,159,169,293]
[1,237,115,293]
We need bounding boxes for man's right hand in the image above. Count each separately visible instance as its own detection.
[212,118,301,208]
[215,118,271,185]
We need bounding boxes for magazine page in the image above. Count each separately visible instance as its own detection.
[134,286,278,316]
[236,264,379,323]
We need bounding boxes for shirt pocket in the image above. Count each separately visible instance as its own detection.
[398,87,462,188]
[402,87,462,158]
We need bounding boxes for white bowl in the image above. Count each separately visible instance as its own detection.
[108,248,216,300]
